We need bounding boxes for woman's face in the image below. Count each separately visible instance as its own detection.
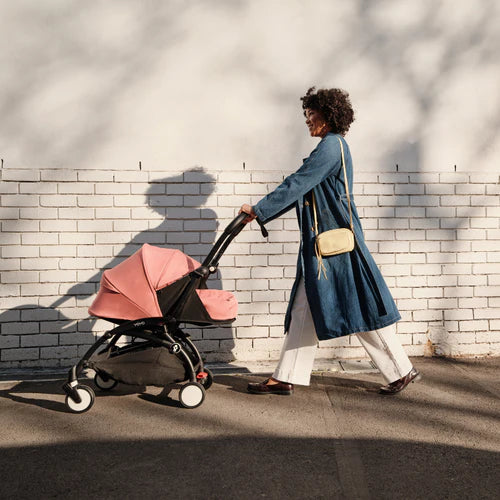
[305,108,331,138]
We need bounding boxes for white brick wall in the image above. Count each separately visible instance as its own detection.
[1,167,499,368]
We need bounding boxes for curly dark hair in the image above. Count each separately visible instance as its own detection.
[301,87,355,136]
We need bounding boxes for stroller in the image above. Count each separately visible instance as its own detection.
[62,213,264,412]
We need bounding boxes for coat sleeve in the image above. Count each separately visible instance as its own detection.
[253,135,342,225]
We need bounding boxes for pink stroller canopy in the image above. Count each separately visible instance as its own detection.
[89,244,237,322]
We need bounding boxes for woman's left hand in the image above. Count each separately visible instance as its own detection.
[239,204,257,224]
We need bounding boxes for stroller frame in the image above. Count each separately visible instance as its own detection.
[63,213,265,411]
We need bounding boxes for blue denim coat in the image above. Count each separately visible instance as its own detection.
[253,132,401,340]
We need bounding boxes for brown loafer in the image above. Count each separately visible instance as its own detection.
[379,367,421,395]
[247,378,294,395]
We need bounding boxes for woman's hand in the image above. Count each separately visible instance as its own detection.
[239,204,257,224]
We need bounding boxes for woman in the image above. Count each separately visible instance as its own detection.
[240,87,420,396]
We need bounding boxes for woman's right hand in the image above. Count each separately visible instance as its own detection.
[239,204,257,224]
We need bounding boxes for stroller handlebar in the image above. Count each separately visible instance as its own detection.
[201,212,268,268]
[224,212,248,234]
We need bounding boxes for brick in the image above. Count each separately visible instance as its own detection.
[2,194,39,207]
[364,184,394,195]
[440,195,470,206]
[457,229,487,240]
[458,320,489,331]
[444,309,473,321]
[21,233,59,245]
[41,170,77,182]
[0,258,21,271]
[39,270,77,283]
[426,184,454,195]
[20,258,58,270]
[40,246,76,257]
[1,271,38,283]
[439,173,468,183]
[40,346,78,359]
[428,275,457,286]
[428,298,458,310]
[426,229,456,240]
[59,332,95,345]
[252,172,286,183]
[426,207,455,218]
[113,171,149,183]
[217,171,251,183]
[251,290,285,302]
[20,283,60,296]
[58,258,96,270]
[21,334,59,347]
[396,230,426,241]
[459,297,488,308]
[76,195,113,207]
[2,246,39,258]
[58,183,94,194]
[95,208,131,219]
[0,232,21,244]
[469,173,500,183]
[132,183,164,195]
[0,336,20,348]
[0,284,21,297]
[236,326,269,338]
[40,195,76,207]
[474,308,500,319]
[20,207,58,219]
[457,252,488,263]
[378,173,410,183]
[471,196,499,206]
[59,233,96,245]
[0,207,20,220]
[396,207,425,218]
[474,286,500,297]
[19,183,57,194]
[1,348,39,361]
[413,310,443,321]
[166,232,199,244]
[427,253,456,264]
[410,241,440,252]
[410,195,439,206]
[411,264,442,276]
[77,170,114,182]
[470,218,497,229]
[2,169,40,182]
[78,220,113,232]
[487,229,500,239]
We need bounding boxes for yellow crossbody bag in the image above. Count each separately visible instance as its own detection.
[312,137,355,279]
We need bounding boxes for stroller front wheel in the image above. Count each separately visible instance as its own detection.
[65,385,95,413]
[94,372,118,391]
[179,382,205,409]
[198,368,214,390]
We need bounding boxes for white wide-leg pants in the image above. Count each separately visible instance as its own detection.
[273,278,413,386]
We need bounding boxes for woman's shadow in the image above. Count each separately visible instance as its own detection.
[0,167,236,376]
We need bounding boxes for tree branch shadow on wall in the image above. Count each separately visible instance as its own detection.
[353,1,500,356]
[0,168,238,369]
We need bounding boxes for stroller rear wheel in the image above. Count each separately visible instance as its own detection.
[179,382,205,409]
[65,385,95,413]
[94,372,118,391]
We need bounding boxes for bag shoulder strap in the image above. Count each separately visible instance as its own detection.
[311,137,354,233]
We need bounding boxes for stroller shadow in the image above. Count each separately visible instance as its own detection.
[1,167,237,370]
[138,385,183,408]
[0,378,149,413]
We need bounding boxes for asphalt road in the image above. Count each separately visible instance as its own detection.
[0,358,499,499]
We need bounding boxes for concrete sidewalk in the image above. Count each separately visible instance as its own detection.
[0,357,499,499]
